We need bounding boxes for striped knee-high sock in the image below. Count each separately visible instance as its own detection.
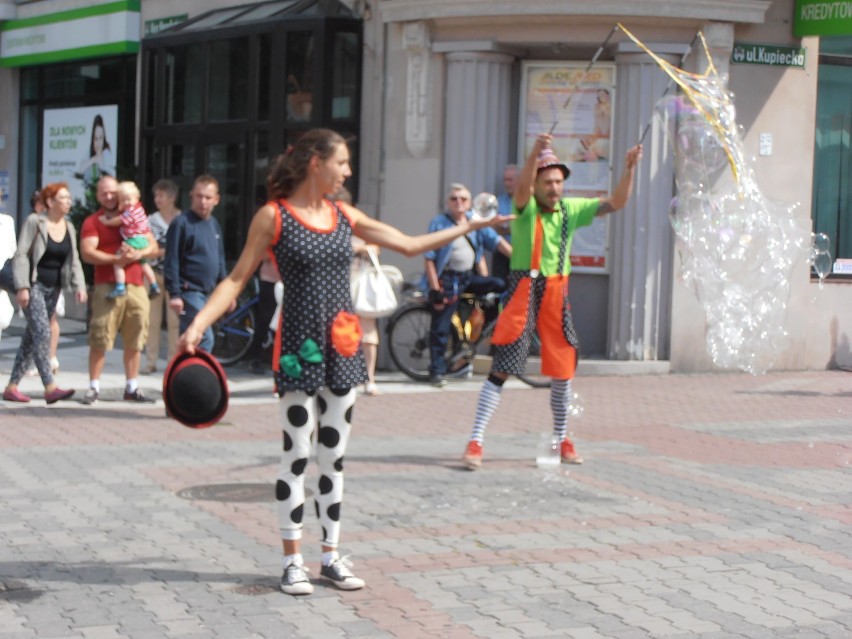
[550,378,572,442]
[469,380,503,444]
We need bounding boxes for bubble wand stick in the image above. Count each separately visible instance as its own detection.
[548,24,621,135]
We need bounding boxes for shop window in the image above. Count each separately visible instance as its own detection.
[165,46,205,124]
[209,38,250,121]
[144,52,157,128]
[332,31,359,120]
[812,40,852,270]
[254,131,270,206]
[258,34,271,122]
[17,57,136,221]
[286,32,315,122]
[139,1,362,261]
[206,142,245,258]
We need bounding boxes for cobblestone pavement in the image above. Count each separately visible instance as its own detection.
[1,318,850,638]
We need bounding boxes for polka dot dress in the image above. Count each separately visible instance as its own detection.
[271,200,367,395]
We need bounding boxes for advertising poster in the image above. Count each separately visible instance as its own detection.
[520,63,615,272]
[42,105,118,207]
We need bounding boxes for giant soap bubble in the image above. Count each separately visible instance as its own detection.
[620,25,810,374]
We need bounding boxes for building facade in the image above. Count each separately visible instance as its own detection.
[1,0,849,372]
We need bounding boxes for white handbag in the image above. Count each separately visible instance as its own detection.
[0,290,13,330]
[351,247,403,318]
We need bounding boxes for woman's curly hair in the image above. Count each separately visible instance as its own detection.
[267,129,347,200]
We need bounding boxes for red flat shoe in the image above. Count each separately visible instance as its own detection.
[3,388,32,403]
[45,388,75,405]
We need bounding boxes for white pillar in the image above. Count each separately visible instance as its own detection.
[443,51,515,195]
[607,51,678,360]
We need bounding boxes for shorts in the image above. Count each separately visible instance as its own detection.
[359,316,379,346]
[123,235,149,250]
[490,272,579,380]
[89,283,149,352]
[122,235,149,265]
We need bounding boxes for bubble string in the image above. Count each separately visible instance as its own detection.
[617,24,739,184]
[637,30,701,145]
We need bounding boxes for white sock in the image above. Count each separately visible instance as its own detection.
[283,553,303,568]
[126,378,138,393]
[321,551,339,566]
[90,380,100,392]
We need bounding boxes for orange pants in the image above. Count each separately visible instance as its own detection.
[491,274,577,380]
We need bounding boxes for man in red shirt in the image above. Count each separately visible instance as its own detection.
[79,176,159,404]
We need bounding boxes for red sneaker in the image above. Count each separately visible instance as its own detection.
[560,439,584,464]
[462,440,483,470]
[3,387,31,403]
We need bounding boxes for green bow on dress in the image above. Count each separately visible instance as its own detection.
[279,338,323,378]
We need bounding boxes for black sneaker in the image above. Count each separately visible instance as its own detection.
[124,389,155,403]
[280,562,313,595]
[429,375,447,388]
[320,558,365,591]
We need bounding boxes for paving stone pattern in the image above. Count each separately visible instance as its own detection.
[1,331,850,639]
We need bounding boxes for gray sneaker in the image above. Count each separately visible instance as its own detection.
[320,558,365,590]
[82,388,99,405]
[124,389,155,403]
[280,562,313,596]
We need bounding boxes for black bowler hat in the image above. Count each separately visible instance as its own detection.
[162,349,228,428]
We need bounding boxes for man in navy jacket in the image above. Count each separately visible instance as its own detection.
[165,175,228,353]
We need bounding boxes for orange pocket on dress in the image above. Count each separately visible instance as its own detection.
[331,311,363,357]
[491,277,531,346]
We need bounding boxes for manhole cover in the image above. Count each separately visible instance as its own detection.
[232,582,279,596]
[0,580,42,602]
[176,483,313,503]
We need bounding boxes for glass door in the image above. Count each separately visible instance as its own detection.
[200,133,248,262]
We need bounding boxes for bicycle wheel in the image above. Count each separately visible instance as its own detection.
[475,321,551,388]
[387,304,460,381]
[386,304,432,381]
[212,299,257,366]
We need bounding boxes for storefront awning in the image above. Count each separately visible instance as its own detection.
[0,0,140,68]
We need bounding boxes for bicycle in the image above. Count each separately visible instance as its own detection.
[211,278,260,366]
[385,287,551,388]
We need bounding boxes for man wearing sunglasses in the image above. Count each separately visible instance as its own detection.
[423,183,511,387]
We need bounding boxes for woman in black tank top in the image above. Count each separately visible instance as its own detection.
[3,183,88,404]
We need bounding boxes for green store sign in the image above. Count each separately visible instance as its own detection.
[731,43,807,68]
[794,0,852,37]
[0,0,140,68]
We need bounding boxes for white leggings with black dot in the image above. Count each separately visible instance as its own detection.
[276,387,355,549]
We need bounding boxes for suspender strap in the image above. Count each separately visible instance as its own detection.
[556,200,570,276]
[531,201,570,276]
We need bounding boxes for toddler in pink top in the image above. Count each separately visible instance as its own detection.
[99,181,160,299]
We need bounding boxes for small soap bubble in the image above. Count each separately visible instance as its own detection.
[568,392,584,418]
[471,192,498,220]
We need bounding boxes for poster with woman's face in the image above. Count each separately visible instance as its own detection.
[42,105,118,208]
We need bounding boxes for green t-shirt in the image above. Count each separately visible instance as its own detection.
[509,197,599,275]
